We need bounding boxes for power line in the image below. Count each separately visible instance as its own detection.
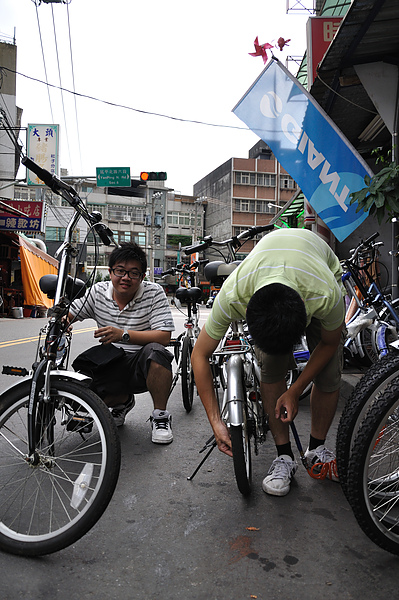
[0,66,248,132]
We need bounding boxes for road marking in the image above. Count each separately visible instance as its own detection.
[0,326,96,349]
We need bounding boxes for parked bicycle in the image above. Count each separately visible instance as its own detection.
[164,260,206,412]
[0,157,121,557]
[184,225,311,496]
[341,232,399,366]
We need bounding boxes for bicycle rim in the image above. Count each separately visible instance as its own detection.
[347,383,399,555]
[0,379,121,556]
[230,410,252,496]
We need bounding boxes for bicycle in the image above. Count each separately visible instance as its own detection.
[164,260,206,412]
[184,225,311,496]
[341,232,399,366]
[0,156,121,557]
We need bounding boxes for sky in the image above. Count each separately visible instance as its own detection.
[1,0,312,196]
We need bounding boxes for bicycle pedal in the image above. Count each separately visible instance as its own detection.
[65,415,93,434]
[2,365,29,377]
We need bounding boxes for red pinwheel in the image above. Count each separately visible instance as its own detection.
[249,36,273,64]
[277,37,291,51]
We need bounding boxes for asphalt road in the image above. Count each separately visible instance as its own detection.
[0,308,398,600]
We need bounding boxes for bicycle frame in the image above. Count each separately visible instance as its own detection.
[2,157,116,461]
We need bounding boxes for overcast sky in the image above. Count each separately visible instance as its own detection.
[2,0,311,195]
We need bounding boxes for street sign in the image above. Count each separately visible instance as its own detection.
[96,167,131,187]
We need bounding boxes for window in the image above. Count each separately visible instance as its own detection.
[46,227,79,242]
[257,173,276,187]
[234,199,255,212]
[280,175,296,190]
[167,211,197,227]
[256,200,275,213]
[235,172,256,185]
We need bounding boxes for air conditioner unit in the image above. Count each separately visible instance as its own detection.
[123,216,131,222]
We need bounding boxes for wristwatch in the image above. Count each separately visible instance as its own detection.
[121,327,130,343]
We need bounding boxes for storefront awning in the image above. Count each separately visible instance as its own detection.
[18,236,58,308]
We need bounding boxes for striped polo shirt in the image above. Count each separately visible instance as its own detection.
[205,228,345,341]
[70,280,175,352]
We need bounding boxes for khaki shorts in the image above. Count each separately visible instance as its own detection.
[254,318,346,393]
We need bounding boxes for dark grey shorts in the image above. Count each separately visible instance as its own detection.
[254,318,346,393]
[75,342,173,399]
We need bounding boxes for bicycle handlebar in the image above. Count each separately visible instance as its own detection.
[183,225,274,255]
[348,232,380,262]
[162,259,209,276]
[22,156,76,196]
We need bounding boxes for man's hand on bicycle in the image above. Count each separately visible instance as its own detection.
[275,388,299,423]
[213,420,233,457]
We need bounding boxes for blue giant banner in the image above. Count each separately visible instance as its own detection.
[233,58,373,242]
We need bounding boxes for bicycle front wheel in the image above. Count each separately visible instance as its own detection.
[336,352,399,497]
[230,407,252,496]
[346,380,399,555]
[0,378,121,556]
[181,336,195,412]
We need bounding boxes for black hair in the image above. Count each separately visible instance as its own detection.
[108,242,147,274]
[246,283,306,355]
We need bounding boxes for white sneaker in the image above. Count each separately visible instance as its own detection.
[150,410,173,444]
[262,455,297,496]
[304,445,339,481]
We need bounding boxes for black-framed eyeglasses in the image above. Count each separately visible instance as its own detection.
[111,267,143,280]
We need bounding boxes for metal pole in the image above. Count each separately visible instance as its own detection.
[391,72,399,299]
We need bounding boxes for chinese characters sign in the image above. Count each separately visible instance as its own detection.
[96,167,131,187]
[306,17,343,86]
[0,201,44,233]
[26,124,59,185]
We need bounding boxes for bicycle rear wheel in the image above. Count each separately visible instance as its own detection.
[346,380,399,555]
[230,406,252,496]
[181,336,195,412]
[0,378,121,556]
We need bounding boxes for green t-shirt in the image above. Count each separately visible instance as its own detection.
[205,228,345,341]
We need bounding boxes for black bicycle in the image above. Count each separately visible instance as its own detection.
[164,261,206,412]
[0,157,121,557]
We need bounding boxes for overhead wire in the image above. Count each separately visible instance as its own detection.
[50,3,73,169]
[34,1,54,123]
[66,1,83,173]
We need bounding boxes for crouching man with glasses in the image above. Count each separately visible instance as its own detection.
[68,242,175,443]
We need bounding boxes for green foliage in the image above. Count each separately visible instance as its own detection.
[349,149,399,224]
[167,234,193,248]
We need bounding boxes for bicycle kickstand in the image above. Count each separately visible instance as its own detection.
[290,422,310,471]
[187,435,217,481]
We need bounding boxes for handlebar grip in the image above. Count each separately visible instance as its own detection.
[162,269,174,275]
[250,225,275,234]
[363,232,379,246]
[22,156,54,188]
[93,223,114,246]
[22,156,75,195]
[183,240,210,255]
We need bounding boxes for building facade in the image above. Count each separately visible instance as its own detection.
[194,141,298,259]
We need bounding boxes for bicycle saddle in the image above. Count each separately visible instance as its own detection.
[175,286,202,303]
[204,261,241,285]
[40,274,86,300]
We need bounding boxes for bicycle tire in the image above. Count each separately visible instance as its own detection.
[346,380,399,555]
[181,336,195,412]
[230,412,252,497]
[0,378,121,556]
[285,367,313,401]
[336,352,399,497]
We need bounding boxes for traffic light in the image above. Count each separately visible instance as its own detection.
[140,171,167,182]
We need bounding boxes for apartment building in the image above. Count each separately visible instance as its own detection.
[193,140,299,259]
